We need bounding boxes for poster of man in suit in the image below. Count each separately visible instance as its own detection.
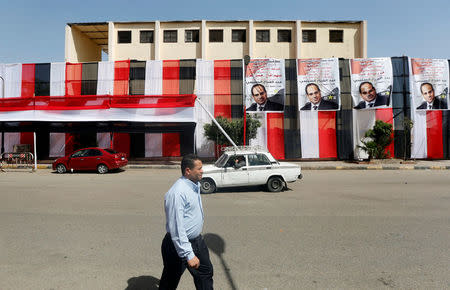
[350,58,393,110]
[409,58,449,111]
[297,58,340,111]
[245,59,285,113]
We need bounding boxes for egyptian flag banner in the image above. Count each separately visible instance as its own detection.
[248,112,285,159]
[409,58,449,159]
[297,58,339,159]
[350,58,394,159]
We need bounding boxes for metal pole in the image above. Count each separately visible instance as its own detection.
[33,132,37,171]
[0,76,4,154]
[195,97,238,148]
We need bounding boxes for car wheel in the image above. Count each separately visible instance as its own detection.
[267,176,284,192]
[97,164,109,174]
[200,178,216,194]
[56,164,67,174]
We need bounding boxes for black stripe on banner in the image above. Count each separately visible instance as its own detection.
[35,63,50,96]
[81,62,98,95]
[179,60,196,94]
[337,59,354,160]
[230,59,243,120]
[284,59,301,159]
[129,60,146,95]
[443,110,449,159]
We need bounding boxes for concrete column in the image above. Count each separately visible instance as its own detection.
[248,20,254,58]
[64,25,73,62]
[108,22,115,61]
[295,20,302,59]
[360,20,367,58]
[155,21,161,60]
[201,20,207,60]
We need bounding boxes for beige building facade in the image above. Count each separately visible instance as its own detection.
[65,20,367,62]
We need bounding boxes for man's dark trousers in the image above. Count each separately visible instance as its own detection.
[160,233,214,290]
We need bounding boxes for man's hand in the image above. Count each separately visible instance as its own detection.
[187,256,200,269]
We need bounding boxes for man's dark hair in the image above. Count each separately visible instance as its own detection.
[359,81,374,93]
[305,83,320,94]
[420,82,434,93]
[181,154,201,175]
[251,83,266,96]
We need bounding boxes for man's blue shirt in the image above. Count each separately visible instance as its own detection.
[164,176,204,260]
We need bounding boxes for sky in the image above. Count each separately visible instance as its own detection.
[0,0,449,63]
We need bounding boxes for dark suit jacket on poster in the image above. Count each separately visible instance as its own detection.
[300,99,339,110]
[354,94,390,109]
[246,99,284,111]
[416,98,448,110]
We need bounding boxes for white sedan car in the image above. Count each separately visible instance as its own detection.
[200,147,302,194]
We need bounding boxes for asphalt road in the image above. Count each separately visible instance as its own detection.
[1,169,449,289]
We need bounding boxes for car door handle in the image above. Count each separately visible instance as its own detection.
[242,168,247,171]
[266,166,271,169]
[96,158,100,160]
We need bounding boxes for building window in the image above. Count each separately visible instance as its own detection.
[232,29,246,42]
[140,30,154,43]
[118,31,131,43]
[277,30,291,42]
[329,30,343,42]
[256,30,270,42]
[302,30,316,42]
[209,30,223,42]
[185,30,200,42]
[163,30,178,43]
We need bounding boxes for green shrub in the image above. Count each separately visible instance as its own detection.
[203,114,261,146]
[358,120,393,160]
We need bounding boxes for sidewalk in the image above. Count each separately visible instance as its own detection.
[4,159,450,171]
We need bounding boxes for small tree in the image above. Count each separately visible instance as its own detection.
[203,114,261,146]
[358,120,393,160]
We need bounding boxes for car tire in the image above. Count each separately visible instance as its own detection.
[97,164,109,174]
[200,178,216,194]
[267,176,284,192]
[56,164,67,174]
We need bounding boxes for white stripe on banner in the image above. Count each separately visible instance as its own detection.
[97,61,115,95]
[0,64,21,98]
[145,133,163,157]
[145,60,163,95]
[97,133,111,149]
[411,110,427,158]
[49,133,66,157]
[352,109,376,159]
[50,62,66,96]
[249,112,267,149]
[195,59,215,157]
[300,111,319,158]
[0,64,4,98]
[0,107,195,122]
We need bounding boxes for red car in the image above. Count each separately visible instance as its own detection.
[52,147,128,174]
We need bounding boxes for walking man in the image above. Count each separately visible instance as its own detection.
[160,154,214,290]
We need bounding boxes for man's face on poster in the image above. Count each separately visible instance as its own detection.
[421,84,435,103]
[306,84,322,105]
[360,83,377,102]
[251,85,267,105]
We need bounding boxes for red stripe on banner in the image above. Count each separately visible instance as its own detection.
[21,64,35,97]
[113,133,130,158]
[20,132,34,152]
[214,60,232,119]
[114,60,130,95]
[375,108,394,158]
[426,110,443,159]
[0,97,34,111]
[318,111,337,158]
[162,133,180,157]
[65,133,74,156]
[163,60,180,95]
[34,95,110,110]
[110,94,197,108]
[66,63,82,96]
[267,113,285,160]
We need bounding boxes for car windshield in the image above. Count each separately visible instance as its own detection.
[214,154,229,167]
[103,148,117,154]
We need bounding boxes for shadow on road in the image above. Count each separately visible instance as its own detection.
[125,275,159,290]
[204,233,237,290]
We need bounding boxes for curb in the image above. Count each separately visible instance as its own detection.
[2,164,450,170]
